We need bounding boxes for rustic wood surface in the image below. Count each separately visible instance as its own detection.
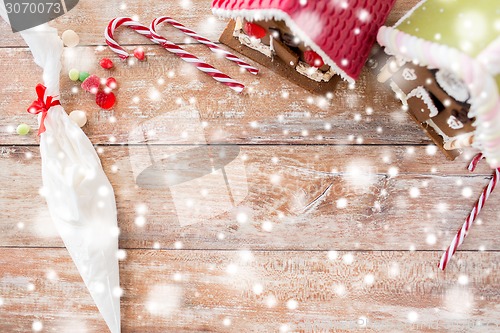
[1,0,499,332]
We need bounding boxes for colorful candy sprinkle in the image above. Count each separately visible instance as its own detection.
[95,91,116,109]
[79,71,90,82]
[81,75,101,94]
[134,47,146,61]
[16,123,31,136]
[106,77,118,89]
[100,58,114,69]
[69,68,80,81]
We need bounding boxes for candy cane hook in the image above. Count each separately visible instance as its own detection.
[149,18,245,93]
[152,16,258,75]
[105,17,154,60]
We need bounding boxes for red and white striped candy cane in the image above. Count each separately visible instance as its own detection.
[149,18,244,93]
[105,17,154,60]
[439,153,500,270]
[152,16,258,75]
[105,18,245,92]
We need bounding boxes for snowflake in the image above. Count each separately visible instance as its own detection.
[462,187,473,198]
[364,274,375,285]
[342,253,354,264]
[265,294,277,307]
[226,263,238,275]
[253,283,264,295]
[327,250,338,260]
[32,321,43,332]
[407,311,419,323]
[358,9,371,22]
[134,216,146,227]
[262,221,273,232]
[426,145,438,155]
[336,198,348,209]
[458,275,469,285]
[409,187,420,198]
[286,299,298,310]
[426,234,437,245]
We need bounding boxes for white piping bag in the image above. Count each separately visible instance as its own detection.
[0,3,120,332]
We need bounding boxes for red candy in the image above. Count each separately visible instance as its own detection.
[100,58,114,69]
[106,77,118,89]
[134,47,145,61]
[243,22,267,39]
[95,91,116,109]
[303,50,324,68]
[81,74,101,94]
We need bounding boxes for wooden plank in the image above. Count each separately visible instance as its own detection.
[1,145,497,250]
[0,46,429,146]
[0,0,420,47]
[0,0,226,47]
[0,248,498,333]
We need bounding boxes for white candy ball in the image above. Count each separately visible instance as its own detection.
[69,110,87,127]
[62,30,80,47]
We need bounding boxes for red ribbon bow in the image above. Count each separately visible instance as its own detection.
[27,84,61,135]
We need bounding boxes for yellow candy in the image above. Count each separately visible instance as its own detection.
[16,123,31,136]
[69,69,80,81]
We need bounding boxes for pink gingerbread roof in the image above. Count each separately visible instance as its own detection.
[212,0,396,83]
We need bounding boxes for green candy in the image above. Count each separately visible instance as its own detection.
[16,123,31,136]
[69,68,80,81]
[79,71,90,82]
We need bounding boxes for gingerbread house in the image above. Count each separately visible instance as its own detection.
[375,0,500,168]
[212,0,396,93]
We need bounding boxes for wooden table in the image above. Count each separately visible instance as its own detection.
[1,1,499,332]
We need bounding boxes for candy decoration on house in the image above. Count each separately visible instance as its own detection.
[375,0,500,168]
[211,0,396,93]
[0,2,121,332]
[105,17,257,92]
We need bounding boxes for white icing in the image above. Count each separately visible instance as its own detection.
[237,32,273,57]
[390,81,408,105]
[407,86,439,117]
[435,70,470,103]
[427,119,450,142]
[296,61,335,82]
[447,115,464,130]
[428,121,474,150]
[402,68,417,81]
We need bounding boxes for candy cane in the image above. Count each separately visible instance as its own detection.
[439,154,500,270]
[105,17,245,92]
[152,16,258,75]
[105,17,154,60]
[149,18,244,93]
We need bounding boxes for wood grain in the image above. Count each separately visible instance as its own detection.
[1,145,497,250]
[0,46,430,146]
[1,0,499,332]
[1,248,499,333]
